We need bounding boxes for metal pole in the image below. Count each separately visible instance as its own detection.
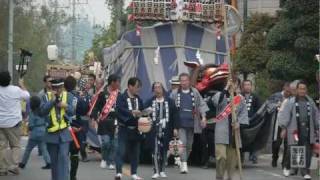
[8,0,14,76]
[71,0,76,61]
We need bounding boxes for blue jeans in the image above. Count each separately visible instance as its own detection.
[47,142,70,180]
[115,127,140,175]
[100,134,116,165]
[21,139,50,165]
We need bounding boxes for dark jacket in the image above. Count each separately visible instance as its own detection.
[91,87,119,136]
[116,90,144,127]
[70,90,90,133]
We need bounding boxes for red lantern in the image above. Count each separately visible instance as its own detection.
[195,3,202,12]
[128,14,135,21]
[136,24,142,36]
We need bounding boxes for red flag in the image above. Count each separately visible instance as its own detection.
[69,127,80,149]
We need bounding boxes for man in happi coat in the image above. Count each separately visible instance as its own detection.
[269,82,291,168]
[278,81,319,180]
[170,73,209,174]
[241,79,261,164]
[115,77,144,180]
[211,78,249,180]
[91,74,120,170]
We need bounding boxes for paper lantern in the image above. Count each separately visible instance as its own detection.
[47,45,58,61]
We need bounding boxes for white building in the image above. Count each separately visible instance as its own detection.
[237,0,280,17]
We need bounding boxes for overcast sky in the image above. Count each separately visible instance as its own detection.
[34,0,130,27]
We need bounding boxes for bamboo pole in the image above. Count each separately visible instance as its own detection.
[223,4,243,180]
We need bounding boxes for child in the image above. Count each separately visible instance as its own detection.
[19,96,51,169]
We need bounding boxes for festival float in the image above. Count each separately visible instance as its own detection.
[101,0,279,164]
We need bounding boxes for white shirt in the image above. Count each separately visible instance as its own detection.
[0,85,30,128]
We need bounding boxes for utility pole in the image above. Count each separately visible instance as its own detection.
[71,0,76,62]
[71,0,88,62]
[8,0,14,76]
[243,0,248,23]
[231,0,238,56]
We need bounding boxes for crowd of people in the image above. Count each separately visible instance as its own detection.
[0,69,318,180]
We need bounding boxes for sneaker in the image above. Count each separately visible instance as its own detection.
[18,163,25,169]
[179,162,184,173]
[131,174,143,180]
[41,163,51,169]
[180,162,188,174]
[303,174,311,180]
[152,173,160,179]
[108,164,115,170]
[115,173,122,180]
[159,172,167,178]
[8,167,20,175]
[100,160,107,169]
[283,168,290,177]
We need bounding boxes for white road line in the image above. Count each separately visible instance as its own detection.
[256,169,286,179]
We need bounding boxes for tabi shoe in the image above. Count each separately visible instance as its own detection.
[100,160,107,169]
[283,168,290,177]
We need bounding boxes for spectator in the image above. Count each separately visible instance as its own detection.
[0,71,30,176]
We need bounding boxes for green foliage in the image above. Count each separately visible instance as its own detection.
[266,0,319,87]
[0,2,70,92]
[235,13,277,76]
[85,0,156,64]
[236,0,319,98]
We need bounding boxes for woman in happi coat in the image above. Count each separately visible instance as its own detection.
[144,82,178,179]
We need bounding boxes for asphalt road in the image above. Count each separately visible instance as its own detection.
[1,137,318,180]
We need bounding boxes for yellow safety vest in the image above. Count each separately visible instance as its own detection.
[47,91,68,133]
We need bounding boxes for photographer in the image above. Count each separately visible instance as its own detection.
[0,71,30,176]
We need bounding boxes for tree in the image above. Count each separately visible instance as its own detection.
[84,0,155,65]
[0,2,70,92]
[236,1,319,99]
[235,13,277,79]
[266,0,319,97]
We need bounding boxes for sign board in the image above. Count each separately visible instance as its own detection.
[290,146,306,168]
[130,0,224,23]
[48,69,68,79]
